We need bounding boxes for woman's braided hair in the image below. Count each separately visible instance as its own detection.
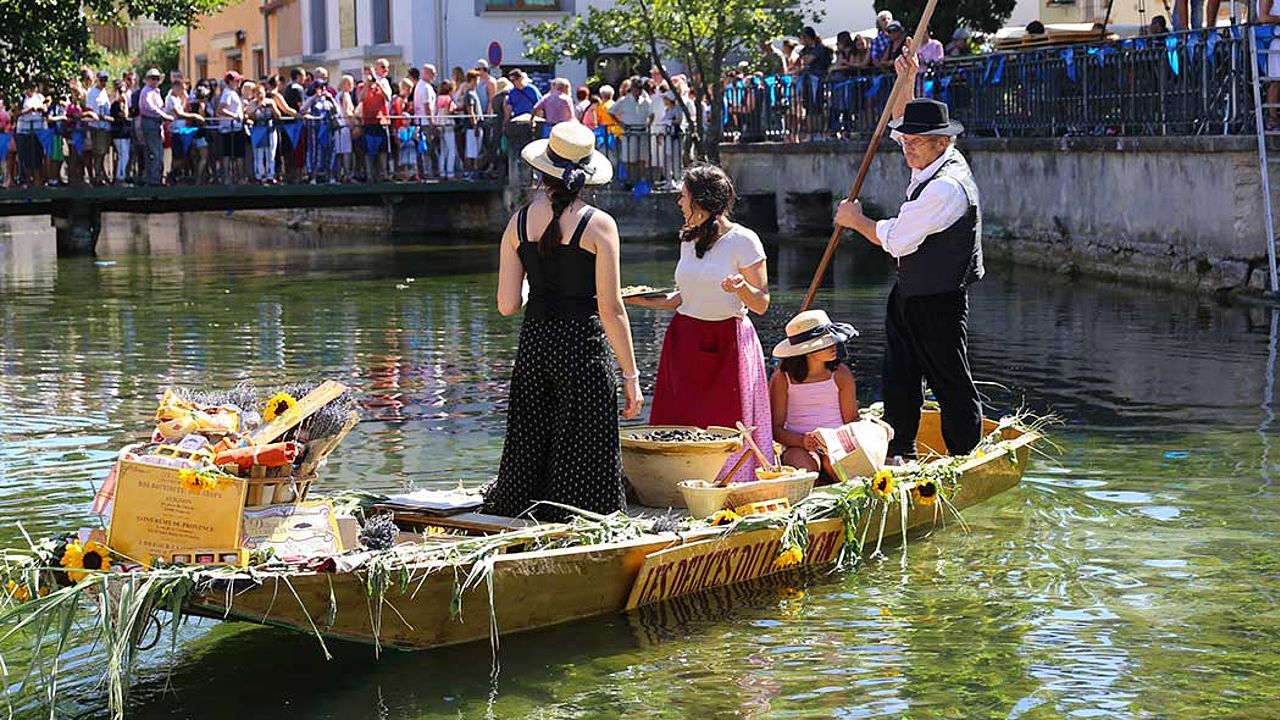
[679,164,737,258]
[538,171,584,256]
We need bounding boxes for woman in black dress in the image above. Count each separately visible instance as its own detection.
[483,122,643,521]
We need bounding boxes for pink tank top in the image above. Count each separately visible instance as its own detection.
[783,374,844,435]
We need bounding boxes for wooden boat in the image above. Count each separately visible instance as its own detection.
[183,411,1038,651]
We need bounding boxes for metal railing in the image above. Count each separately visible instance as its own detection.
[0,112,506,189]
[723,25,1267,141]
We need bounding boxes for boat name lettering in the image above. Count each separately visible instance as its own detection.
[632,529,845,606]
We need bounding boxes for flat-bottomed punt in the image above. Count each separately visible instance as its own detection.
[184,411,1038,651]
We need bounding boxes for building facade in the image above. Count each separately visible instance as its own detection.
[1042,0,1147,27]
[180,0,304,81]
[275,0,588,85]
[91,17,170,54]
[183,0,1047,86]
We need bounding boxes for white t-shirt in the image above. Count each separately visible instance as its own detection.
[649,94,666,132]
[165,92,187,128]
[85,86,111,129]
[413,79,435,125]
[17,93,46,133]
[675,224,767,321]
[219,88,243,132]
[611,93,650,127]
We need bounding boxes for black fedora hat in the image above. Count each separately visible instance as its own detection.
[888,98,964,136]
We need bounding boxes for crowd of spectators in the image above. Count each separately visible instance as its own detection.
[0,58,520,190]
[0,57,707,191]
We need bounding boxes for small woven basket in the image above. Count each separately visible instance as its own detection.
[726,471,818,509]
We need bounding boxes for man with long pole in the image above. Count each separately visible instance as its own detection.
[832,44,985,460]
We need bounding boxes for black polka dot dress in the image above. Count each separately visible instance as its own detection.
[482,205,626,522]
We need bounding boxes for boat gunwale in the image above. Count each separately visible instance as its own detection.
[188,427,1039,586]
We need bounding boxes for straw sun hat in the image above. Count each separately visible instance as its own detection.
[772,310,859,358]
[521,121,613,189]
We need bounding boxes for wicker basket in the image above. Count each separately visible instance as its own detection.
[244,473,316,508]
[725,471,818,509]
[620,426,742,508]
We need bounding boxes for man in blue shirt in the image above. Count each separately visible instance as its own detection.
[870,10,895,65]
[503,69,543,121]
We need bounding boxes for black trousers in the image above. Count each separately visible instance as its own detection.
[883,286,983,458]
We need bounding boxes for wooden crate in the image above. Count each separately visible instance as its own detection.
[244,473,315,508]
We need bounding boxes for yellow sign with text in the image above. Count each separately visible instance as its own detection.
[625,518,846,609]
[107,460,247,563]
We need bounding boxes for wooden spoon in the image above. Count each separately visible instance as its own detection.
[735,421,776,472]
[714,443,753,487]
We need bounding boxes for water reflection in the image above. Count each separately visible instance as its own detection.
[2,216,1280,718]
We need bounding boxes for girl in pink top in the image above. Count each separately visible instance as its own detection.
[769,309,859,480]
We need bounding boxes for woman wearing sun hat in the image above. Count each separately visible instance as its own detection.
[483,121,642,522]
[769,310,860,479]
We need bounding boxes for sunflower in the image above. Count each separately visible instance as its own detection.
[871,468,897,499]
[6,580,30,602]
[912,479,939,506]
[709,509,741,526]
[771,546,804,570]
[61,541,111,583]
[262,392,298,423]
[178,467,220,493]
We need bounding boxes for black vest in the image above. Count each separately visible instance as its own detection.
[895,152,984,297]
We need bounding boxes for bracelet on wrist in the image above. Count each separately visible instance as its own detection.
[621,371,639,381]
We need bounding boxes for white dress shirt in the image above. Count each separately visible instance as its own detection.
[874,142,971,259]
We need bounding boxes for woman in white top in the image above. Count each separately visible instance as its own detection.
[627,164,775,483]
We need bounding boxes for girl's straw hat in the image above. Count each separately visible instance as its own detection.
[772,310,858,358]
[521,121,613,187]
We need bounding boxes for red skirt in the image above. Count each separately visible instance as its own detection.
[650,313,776,483]
[650,314,742,427]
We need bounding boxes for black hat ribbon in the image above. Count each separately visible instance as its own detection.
[547,148,595,193]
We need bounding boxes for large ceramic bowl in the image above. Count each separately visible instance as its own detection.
[619,425,742,508]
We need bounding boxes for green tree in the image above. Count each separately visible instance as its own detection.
[0,0,225,104]
[134,26,184,77]
[874,0,1016,47]
[522,0,819,162]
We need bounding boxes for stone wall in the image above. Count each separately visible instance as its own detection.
[721,136,1280,291]
[229,187,689,243]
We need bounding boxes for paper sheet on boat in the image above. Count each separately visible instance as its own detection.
[380,489,485,515]
[817,420,889,481]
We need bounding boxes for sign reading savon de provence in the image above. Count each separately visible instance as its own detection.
[107,460,247,563]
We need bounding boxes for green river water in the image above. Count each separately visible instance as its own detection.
[1,212,1278,718]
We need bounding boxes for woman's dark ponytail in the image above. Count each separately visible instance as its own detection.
[679,164,737,259]
[538,172,582,256]
[681,215,719,259]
